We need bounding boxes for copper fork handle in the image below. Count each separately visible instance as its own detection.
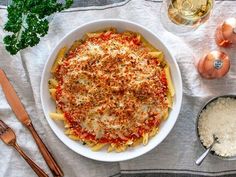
[27,122,64,177]
[13,143,48,177]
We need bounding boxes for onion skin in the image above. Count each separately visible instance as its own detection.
[215,25,231,47]
[197,51,230,79]
[222,18,236,44]
[215,18,236,47]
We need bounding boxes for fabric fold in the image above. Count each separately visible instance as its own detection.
[0,1,236,177]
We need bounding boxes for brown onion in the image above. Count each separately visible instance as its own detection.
[197,51,230,79]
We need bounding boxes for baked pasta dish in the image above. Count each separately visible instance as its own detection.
[48,28,175,152]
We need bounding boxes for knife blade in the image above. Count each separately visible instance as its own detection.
[0,69,31,125]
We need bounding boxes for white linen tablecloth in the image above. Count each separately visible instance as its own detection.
[0,0,236,177]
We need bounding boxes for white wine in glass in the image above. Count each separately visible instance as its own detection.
[161,0,214,33]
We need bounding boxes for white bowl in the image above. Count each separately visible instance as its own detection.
[40,19,183,162]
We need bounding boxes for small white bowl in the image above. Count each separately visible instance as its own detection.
[40,19,183,162]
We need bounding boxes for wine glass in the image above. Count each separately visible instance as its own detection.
[160,0,215,33]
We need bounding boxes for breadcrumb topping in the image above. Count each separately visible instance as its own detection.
[55,29,169,145]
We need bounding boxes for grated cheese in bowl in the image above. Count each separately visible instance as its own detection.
[198,97,236,157]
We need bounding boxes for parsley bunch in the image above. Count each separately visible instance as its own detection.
[3,0,73,55]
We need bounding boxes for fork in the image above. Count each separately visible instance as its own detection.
[0,120,48,177]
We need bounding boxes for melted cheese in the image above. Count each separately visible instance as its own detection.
[54,29,170,146]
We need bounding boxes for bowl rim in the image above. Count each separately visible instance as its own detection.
[196,94,236,161]
[40,18,183,162]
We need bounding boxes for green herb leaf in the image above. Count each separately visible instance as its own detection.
[3,0,73,55]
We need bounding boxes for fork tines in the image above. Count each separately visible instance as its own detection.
[0,120,9,135]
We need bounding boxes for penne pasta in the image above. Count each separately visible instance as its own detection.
[69,40,82,52]
[85,28,116,39]
[149,127,159,137]
[56,107,63,113]
[148,51,164,60]
[115,145,127,153]
[86,141,96,148]
[126,140,133,146]
[49,89,56,100]
[68,135,80,140]
[163,109,169,120]
[164,66,175,97]
[107,145,115,152]
[51,47,67,73]
[86,32,102,38]
[123,31,133,36]
[49,112,64,120]
[48,78,58,89]
[142,133,149,145]
[91,143,107,151]
[132,138,143,147]
[140,36,156,51]
[134,34,141,44]
[64,129,71,135]
[167,92,173,108]
[64,123,70,128]
[107,28,117,33]
[48,28,175,152]
[136,34,141,41]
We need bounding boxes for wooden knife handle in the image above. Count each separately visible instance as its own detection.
[27,122,64,177]
[13,143,49,177]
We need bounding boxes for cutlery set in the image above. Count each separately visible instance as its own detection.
[0,69,63,177]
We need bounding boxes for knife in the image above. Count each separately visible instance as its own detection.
[0,69,64,177]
